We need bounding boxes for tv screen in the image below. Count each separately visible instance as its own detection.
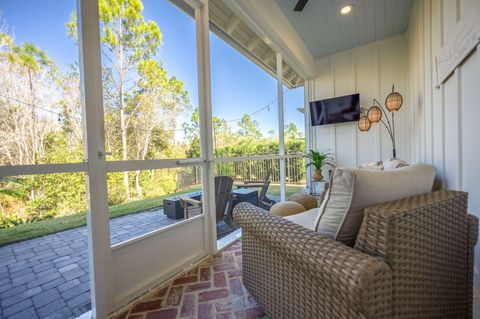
[310,93,360,126]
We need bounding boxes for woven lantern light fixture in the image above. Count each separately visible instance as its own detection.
[385,84,403,112]
[357,84,404,158]
[358,115,371,132]
[367,105,382,123]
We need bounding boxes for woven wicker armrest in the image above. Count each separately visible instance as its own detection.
[355,190,479,318]
[233,202,393,319]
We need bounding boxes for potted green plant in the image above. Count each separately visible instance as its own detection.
[305,150,335,181]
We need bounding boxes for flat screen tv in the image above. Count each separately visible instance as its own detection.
[310,93,360,126]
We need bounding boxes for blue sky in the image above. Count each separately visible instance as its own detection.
[0,0,304,137]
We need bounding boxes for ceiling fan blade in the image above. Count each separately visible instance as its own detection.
[293,0,308,12]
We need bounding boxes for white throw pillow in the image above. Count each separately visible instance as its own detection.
[314,163,435,246]
[359,160,383,170]
[383,157,409,170]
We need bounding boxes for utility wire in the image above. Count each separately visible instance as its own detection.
[224,88,290,123]
[0,86,292,133]
[0,94,66,117]
[0,94,185,132]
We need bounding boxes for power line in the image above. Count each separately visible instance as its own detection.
[1,86,293,133]
[0,94,65,117]
[0,94,186,133]
[224,88,290,123]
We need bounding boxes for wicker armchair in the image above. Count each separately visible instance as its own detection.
[233,190,478,319]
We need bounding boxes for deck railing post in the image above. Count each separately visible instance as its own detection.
[276,52,286,201]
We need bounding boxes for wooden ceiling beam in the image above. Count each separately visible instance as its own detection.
[263,51,276,65]
[246,36,261,51]
[224,15,241,35]
[288,72,297,83]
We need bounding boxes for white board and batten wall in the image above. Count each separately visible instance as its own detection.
[306,33,408,170]
[307,0,480,296]
[406,0,480,291]
[407,0,480,209]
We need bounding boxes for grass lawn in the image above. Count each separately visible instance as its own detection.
[264,184,305,198]
[0,184,304,247]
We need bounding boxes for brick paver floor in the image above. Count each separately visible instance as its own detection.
[0,208,189,319]
[109,241,266,319]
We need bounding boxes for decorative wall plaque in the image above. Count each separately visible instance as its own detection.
[435,8,480,87]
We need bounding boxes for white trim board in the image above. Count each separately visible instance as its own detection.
[0,163,87,177]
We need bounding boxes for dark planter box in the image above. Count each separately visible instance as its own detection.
[163,191,202,219]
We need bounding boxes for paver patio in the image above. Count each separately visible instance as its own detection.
[0,207,238,319]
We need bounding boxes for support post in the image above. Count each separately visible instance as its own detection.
[77,0,112,317]
[276,53,286,201]
[304,80,311,192]
[195,2,216,253]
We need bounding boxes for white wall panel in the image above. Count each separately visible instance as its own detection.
[443,72,461,190]
[111,217,207,309]
[423,0,434,165]
[404,5,480,308]
[378,37,408,160]
[333,52,357,168]
[406,0,480,306]
[354,44,380,164]
[310,34,408,170]
[461,49,480,223]
[431,0,445,183]
[313,57,335,168]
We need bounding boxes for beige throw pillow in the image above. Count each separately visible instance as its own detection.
[315,163,435,246]
[287,193,318,210]
[270,201,306,217]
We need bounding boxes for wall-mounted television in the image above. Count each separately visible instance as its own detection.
[310,93,360,126]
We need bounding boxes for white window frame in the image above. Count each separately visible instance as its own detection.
[0,0,212,318]
[78,0,213,317]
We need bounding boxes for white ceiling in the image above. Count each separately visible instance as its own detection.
[275,0,413,59]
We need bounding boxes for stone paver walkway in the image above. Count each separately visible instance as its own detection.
[0,208,180,319]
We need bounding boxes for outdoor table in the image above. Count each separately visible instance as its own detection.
[232,188,258,209]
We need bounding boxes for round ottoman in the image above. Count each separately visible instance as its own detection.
[270,201,306,217]
[287,193,318,210]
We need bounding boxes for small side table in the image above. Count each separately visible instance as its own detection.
[310,180,326,196]
[232,189,259,209]
[310,180,330,205]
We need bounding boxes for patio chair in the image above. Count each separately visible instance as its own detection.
[233,189,478,319]
[235,169,275,210]
[179,176,235,228]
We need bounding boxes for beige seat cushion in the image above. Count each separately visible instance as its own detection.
[270,201,306,217]
[315,163,435,246]
[287,193,318,210]
[284,208,319,231]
